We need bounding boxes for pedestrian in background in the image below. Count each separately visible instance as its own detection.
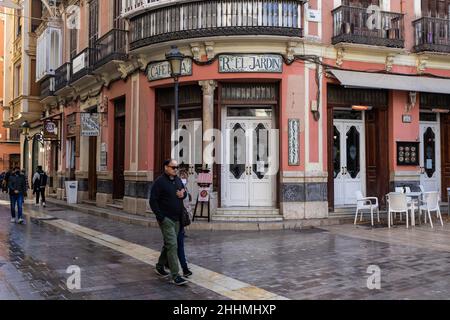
[150,159,189,286]
[178,169,193,277]
[32,166,47,207]
[8,167,26,224]
[2,169,12,193]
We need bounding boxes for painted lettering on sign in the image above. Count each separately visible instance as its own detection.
[147,58,192,81]
[219,54,283,73]
[81,113,100,137]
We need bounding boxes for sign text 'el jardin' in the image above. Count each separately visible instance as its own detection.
[147,58,192,81]
[219,54,283,73]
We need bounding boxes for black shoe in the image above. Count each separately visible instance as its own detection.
[171,276,188,286]
[183,268,193,277]
[155,266,169,278]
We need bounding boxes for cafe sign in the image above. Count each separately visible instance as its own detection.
[43,120,58,139]
[81,113,100,136]
[147,58,192,81]
[219,54,283,73]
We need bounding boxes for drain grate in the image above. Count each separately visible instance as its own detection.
[294,227,328,234]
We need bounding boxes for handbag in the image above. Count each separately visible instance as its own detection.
[181,206,191,227]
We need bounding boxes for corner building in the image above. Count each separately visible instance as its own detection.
[25,0,450,221]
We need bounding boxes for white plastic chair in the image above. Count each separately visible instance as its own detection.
[387,193,411,228]
[354,191,379,226]
[394,187,414,220]
[420,191,444,228]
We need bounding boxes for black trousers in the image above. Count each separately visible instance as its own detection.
[35,188,46,204]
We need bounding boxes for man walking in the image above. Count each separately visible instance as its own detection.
[8,167,26,224]
[32,166,47,207]
[150,159,189,286]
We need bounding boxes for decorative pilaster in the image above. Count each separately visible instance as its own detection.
[199,80,217,169]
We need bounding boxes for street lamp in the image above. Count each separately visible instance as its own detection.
[20,120,31,137]
[166,45,184,161]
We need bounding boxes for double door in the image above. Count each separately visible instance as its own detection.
[333,119,366,206]
[420,120,441,193]
[223,119,276,207]
[175,119,203,204]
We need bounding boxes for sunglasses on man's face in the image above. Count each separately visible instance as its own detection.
[168,166,179,170]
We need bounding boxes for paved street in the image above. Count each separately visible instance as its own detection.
[1,197,450,300]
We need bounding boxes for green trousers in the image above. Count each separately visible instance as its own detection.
[156,217,180,279]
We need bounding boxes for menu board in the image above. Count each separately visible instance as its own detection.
[397,142,420,166]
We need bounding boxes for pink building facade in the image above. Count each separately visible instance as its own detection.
[32,0,450,221]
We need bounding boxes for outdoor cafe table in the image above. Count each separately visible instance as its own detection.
[405,192,422,227]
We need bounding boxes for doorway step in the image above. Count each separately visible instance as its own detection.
[212,207,282,222]
[329,206,357,218]
[107,199,124,210]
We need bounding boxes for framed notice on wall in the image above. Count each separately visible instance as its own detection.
[396,141,420,166]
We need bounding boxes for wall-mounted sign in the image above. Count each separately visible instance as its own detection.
[288,119,300,166]
[147,58,192,81]
[72,52,86,74]
[402,114,412,123]
[397,141,420,166]
[219,54,283,73]
[307,9,321,22]
[81,113,100,136]
[43,120,58,139]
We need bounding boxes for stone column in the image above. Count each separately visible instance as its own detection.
[199,80,217,170]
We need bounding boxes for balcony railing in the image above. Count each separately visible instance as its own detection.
[413,17,450,53]
[54,62,71,92]
[332,5,404,48]
[94,29,128,69]
[129,0,304,50]
[71,48,95,83]
[40,76,55,99]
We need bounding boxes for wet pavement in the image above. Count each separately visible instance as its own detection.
[1,196,450,300]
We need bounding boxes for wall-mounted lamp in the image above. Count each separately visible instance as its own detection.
[352,105,373,111]
[311,100,320,121]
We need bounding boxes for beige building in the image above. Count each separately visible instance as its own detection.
[3,0,44,179]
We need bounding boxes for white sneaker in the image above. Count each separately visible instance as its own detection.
[18,218,24,225]
[43,202,46,207]
[10,218,16,223]
[35,203,40,207]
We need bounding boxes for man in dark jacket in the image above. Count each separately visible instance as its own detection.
[8,167,27,224]
[150,159,188,286]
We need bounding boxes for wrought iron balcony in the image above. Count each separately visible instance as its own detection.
[413,17,450,53]
[40,76,55,99]
[94,29,128,69]
[332,5,404,48]
[70,48,95,83]
[129,0,304,51]
[54,62,71,92]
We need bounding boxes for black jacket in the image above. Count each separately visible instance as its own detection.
[150,173,187,222]
[8,172,27,195]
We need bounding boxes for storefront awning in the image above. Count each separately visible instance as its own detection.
[329,69,450,95]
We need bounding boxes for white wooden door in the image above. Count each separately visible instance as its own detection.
[420,120,441,193]
[334,119,365,206]
[224,119,275,207]
[225,120,249,206]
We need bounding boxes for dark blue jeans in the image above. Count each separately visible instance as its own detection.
[10,193,24,219]
[177,226,188,271]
